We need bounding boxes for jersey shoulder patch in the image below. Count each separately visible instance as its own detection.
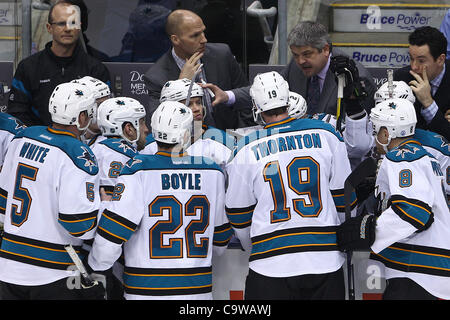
[121,153,223,176]
[0,113,26,135]
[414,129,450,156]
[386,140,429,163]
[20,126,99,175]
[99,137,138,158]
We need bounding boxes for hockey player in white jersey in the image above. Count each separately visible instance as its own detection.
[337,98,450,299]
[86,101,232,300]
[71,76,112,147]
[141,78,235,168]
[373,80,449,198]
[0,113,26,170]
[91,97,148,199]
[225,71,356,299]
[0,82,103,299]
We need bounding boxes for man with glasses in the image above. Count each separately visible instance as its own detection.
[7,0,110,127]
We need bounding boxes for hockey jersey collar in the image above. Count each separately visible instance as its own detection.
[47,126,77,139]
[396,138,423,149]
[156,151,189,158]
[263,116,296,129]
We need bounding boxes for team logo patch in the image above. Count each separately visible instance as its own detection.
[388,102,397,109]
[75,89,84,96]
[77,146,97,172]
[179,107,187,114]
[436,135,449,152]
[116,100,125,105]
[395,145,420,158]
[14,119,26,130]
[112,140,135,153]
[126,158,142,168]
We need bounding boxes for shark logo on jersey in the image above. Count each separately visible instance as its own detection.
[112,140,135,153]
[125,158,142,168]
[75,89,84,96]
[179,108,187,114]
[436,135,450,152]
[77,146,97,172]
[116,100,125,105]
[395,145,420,158]
[14,119,26,131]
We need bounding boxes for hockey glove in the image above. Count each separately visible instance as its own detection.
[76,256,109,300]
[330,56,359,89]
[336,214,376,252]
[330,55,368,100]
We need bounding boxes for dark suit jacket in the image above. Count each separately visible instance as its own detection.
[143,43,250,130]
[394,60,450,141]
[232,48,377,116]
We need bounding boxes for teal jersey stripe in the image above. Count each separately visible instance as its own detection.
[58,212,97,237]
[98,211,136,243]
[251,230,338,258]
[391,199,432,227]
[372,244,450,277]
[331,189,357,212]
[123,270,212,290]
[226,210,253,229]
[213,224,233,246]
[0,235,84,269]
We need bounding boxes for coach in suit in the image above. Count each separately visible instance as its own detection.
[143,9,251,130]
[394,26,450,140]
[207,21,376,117]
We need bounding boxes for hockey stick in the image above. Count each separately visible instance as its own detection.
[343,156,378,300]
[184,64,203,108]
[387,69,394,99]
[65,244,98,288]
[336,74,346,133]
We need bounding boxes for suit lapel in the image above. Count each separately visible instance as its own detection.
[165,51,182,80]
[200,46,217,84]
[433,63,450,112]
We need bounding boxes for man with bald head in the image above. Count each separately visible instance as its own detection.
[143,9,252,130]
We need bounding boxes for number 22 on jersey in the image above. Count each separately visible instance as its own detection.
[149,195,210,259]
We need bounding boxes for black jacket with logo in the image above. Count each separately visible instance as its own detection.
[7,41,111,126]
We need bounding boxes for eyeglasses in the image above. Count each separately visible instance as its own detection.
[50,21,80,29]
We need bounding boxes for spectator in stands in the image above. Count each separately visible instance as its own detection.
[143,9,254,131]
[394,26,450,140]
[7,0,110,127]
[202,21,376,118]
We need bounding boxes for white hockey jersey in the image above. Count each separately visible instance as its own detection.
[186,125,235,166]
[141,133,158,155]
[87,133,106,149]
[225,117,356,278]
[311,113,373,169]
[413,129,449,197]
[0,113,26,167]
[91,137,139,195]
[142,125,235,167]
[88,152,232,300]
[0,126,100,285]
[370,139,450,299]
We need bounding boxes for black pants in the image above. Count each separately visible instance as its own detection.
[0,277,104,300]
[245,267,346,300]
[383,277,438,300]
